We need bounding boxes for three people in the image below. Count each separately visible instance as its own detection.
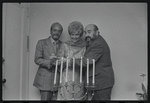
[33,21,115,100]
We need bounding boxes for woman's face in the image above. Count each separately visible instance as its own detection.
[70,31,81,43]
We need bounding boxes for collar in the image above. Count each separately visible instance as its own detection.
[50,36,58,45]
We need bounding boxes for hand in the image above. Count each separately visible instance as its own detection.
[57,59,61,65]
[49,55,57,59]
[57,58,66,65]
[51,58,57,65]
[49,53,57,59]
[51,57,62,66]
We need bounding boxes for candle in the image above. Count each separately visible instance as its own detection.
[60,57,63,84]
[80,57,83,83]
[72,57,75,82]
[92,59,95,85]
[87,59,89,85]
[65,57,69,83]
[54,60,58,85]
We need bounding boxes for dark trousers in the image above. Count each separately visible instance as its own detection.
[40,90,58,100]
[92,87,113,100]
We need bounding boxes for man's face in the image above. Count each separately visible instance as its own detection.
[84,25,96,45]
[50,25,62,41]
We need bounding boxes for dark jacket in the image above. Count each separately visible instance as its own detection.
[76,35,115,90]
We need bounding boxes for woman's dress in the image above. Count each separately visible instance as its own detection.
[57,40,86,100]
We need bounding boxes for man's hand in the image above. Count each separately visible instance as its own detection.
[57,58,66,65]
[49,53,57,66]
[51,58,57,66]
[49,53,57,59]
[57,60,61,65]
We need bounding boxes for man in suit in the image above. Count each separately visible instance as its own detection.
[76,24,115,100]
[33,22,63,100]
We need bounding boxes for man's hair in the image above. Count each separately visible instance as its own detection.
[93,24,100,36]
[93,24,99,31]
[68,21,84,37]
[50,22,63,31]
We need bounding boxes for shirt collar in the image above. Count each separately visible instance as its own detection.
[50,36,58,45]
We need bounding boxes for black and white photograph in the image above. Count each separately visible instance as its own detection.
[2,2,147,101]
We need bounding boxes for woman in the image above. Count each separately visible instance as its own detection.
[57,21,87,100]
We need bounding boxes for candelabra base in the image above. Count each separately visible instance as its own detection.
[52,83,95,100]
[85,85,95,90]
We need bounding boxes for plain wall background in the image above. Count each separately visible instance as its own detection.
[28,3,147,100]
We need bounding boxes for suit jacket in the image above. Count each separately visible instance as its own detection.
[33,36,63,91]
[76,35,115,90]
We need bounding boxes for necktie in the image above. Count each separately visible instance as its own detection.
[53,41,58,55]
[86,45,89,50]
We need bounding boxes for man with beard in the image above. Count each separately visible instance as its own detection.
[33,22,63,100]
[76,24,115,100]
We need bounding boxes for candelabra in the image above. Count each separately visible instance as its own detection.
[52,57,95,100]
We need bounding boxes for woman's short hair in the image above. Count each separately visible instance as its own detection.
[68,21,84,37]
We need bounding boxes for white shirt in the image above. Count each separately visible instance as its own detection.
[50,36,58,45]
[50,36,58,54]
